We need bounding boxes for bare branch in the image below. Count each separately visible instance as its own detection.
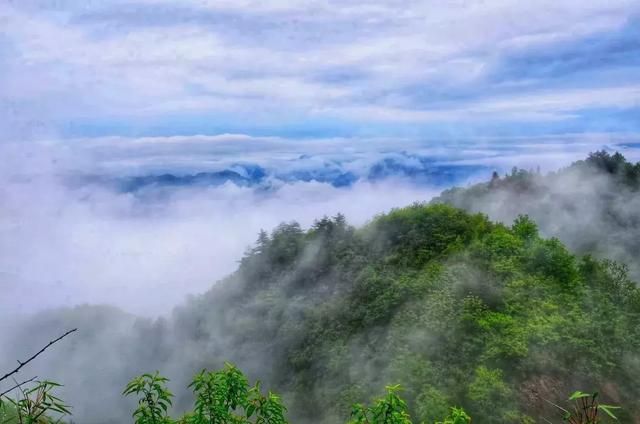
[0,376,37,398]
[0,328,77,384]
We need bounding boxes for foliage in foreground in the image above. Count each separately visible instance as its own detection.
[348,385,472,424]
[557,391,620,424]
[0,380,70,424]
[1,369,622,424]
[123,363,287,424]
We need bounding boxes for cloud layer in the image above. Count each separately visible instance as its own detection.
[1,133,638,317]
[1,1,639,139]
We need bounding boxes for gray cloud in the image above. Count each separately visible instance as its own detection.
[2,0,640,138]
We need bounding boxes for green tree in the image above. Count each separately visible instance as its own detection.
[512,215,538,241]
[123,372,174,424]
[189,364,249,424]
[187,364,286,424]
[4,380,71,424]
[435,407,471,424]
[349,385,412,424]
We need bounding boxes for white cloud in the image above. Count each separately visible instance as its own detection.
[318,84,640,123]
[0,173,437,317]
[2,132,638,318]
[1,0,639,134]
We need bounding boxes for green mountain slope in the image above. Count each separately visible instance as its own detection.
[2,153,640,423]
[172,203,639,423]
[433,151,640,279]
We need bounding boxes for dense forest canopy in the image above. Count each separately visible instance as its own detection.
[1,152,639,423]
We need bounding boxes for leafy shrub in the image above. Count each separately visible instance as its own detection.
[124,364,287,424]
[1,380,71,424]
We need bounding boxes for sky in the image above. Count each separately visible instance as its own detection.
[1,0,640,316]
[1,0,639,141]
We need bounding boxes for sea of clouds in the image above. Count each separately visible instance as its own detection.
[1,133,639,318]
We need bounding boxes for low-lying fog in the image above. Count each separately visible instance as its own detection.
[1,134,638,318]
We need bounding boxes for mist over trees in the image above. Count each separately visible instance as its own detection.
[1,152,639,423]
[433,151,640,279]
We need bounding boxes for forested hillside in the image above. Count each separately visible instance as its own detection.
[433,151,640,279]
[166,205,639,423]
[2,153,640,423]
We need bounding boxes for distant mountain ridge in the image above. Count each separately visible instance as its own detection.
[68,152,488,192]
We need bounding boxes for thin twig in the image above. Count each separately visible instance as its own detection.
[0,376,37,398]
[543,397,570,414]
[0,329,77,384]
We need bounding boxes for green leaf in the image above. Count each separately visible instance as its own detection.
[599,404,621,420]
